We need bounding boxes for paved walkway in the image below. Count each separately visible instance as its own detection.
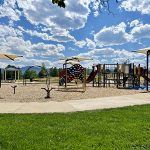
[0,93,150,113]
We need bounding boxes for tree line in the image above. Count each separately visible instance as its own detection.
[3,63,92,80]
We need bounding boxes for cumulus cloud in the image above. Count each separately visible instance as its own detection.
[0,0,90,44]
[130,22,150,40]
[94,20,150,47]
[120,0,150,15]
[19,26,76,43]
[86,38,96,49]
[94,22,133,47]
[78,47,145,66]
[17,0,90,30]
[0,0,21,21]
[0,25,65,67]
[75,40,86,48]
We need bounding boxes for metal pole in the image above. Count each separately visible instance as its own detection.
[147,50,149,91]
[65,61,67,88]
[117,63,119,88]
[0,68,1,88]
[133,63,135,88]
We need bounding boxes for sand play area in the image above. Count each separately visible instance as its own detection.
[0,83,143,103]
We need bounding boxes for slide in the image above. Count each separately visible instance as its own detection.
[86,69,98,83]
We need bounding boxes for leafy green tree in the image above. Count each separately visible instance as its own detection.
[38,63,47,78]
[50,67,58,77]
[24,70,38,79]
[52,0,65,8]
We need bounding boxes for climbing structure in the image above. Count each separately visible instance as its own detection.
[59,64,85,86]
[58,57,92,92]
[89,63,147,89]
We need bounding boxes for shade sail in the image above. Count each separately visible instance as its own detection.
[132,47,150,55]
[61,56,93,62]
[0,53,22,61]
[65,61,80,65]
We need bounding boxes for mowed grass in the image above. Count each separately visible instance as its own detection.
[0,105,150,150]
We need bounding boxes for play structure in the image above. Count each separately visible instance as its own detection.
[133,47,150,91]
[58,57,93,92]
[59,58,150,91]
[88,63,150,89]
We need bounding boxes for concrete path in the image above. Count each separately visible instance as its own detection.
[0,93,150,113]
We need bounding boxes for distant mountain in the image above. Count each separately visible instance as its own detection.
[20,66,42,74]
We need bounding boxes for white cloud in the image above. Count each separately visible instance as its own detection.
[75,40,86,48]
[19,27,76,43]
[129,20,140,27]
[0,25,65,67]
[90,0,101,17]
[86,38,96,49]
[0,0,21,21]
[94,22,133,47]
[78,47,145,66]
[0,24,22,38]
[94,20,150,47]
[120,0,150,15]
[130,23,150,40]
[17,0,90,30]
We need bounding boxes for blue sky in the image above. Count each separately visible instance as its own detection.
[0,0,150,68]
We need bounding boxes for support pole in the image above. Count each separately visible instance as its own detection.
[92,66,95,87]
[18,69,20,81]
[5,69,6,82]
[147,50,149,91]
[138,64,140,86]
[83,68,86,92]
[117,63,119,88]
[103,64,105,88]
[15,70,16,82]
[98,64,100,87]
[133,63,135,88]
[0,68,1,88]
[65,61,67,89]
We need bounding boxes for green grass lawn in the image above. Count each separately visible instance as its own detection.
[0,105,150,150]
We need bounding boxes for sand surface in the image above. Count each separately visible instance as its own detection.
[0,83,143,103]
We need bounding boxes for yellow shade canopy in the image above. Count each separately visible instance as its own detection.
[0,53,22,61]
[61,56,93,62]
[65,61,80,65]
[132,47,150,55]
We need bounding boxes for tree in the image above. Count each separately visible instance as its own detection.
[52,0,65,8]
[24,70,38,79]
[50,67,58,77]
[38,63,47,78]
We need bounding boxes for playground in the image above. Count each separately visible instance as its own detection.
[0,52,150,102]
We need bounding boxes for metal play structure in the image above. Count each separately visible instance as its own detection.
[133,47,150,91]
[90,63,141,89]
[58,57,92,92]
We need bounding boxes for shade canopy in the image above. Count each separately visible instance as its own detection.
[132,47,150,55]
[61,56,93,62]
[0,53,22,61]
[65,61,80,65]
